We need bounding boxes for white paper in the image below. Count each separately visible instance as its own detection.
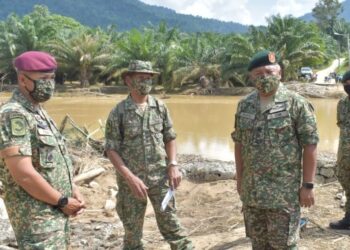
[161,188,174,211]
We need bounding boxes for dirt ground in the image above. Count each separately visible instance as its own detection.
[73,166,350,250]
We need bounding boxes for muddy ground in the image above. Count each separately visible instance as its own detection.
[70,161,350,250]
[1,155,350,250]
[65,166,350,250]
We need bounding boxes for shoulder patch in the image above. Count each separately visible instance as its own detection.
[10,116,26,136]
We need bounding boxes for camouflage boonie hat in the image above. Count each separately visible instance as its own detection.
[121,60,160,78]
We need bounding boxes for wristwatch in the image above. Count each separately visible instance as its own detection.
[302,182,314,189]
[168,160,178,167]
[55,196,68,208]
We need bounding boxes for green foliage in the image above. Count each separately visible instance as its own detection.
[0,5,343,89]
[48,28,112,87]
[312,0,343,34]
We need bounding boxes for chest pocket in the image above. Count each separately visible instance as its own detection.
[123,114,142,140]
[267,111,294,146]
[237,112,255,144]
[37,127,58,169]
[149,118,163,136]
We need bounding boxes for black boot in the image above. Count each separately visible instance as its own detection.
[329,212,350,229]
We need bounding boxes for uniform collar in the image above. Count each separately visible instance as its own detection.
[125,94,157,110]
[10,88,39,112]
[273,83,289,102]
[244,82,287,113]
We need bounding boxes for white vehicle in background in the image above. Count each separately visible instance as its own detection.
[299,67,317,82]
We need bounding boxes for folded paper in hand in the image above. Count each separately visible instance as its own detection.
[161,188,174,211]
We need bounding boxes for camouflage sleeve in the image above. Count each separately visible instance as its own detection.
[104,107,122,152]
[231,103,242,143]
[162,104,177,143]
[295,99,319,146]
[0,111,32,156]
[336,99,342,128]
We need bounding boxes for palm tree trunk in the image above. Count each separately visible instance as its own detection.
[80,68,90,88]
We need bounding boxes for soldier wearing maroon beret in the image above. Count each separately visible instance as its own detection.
[0,51,85,249]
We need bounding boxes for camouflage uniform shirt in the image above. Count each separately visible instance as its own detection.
[336,96,350,212]
[105,94,176,187]
[0,89,73,245]
[337,96,350,156]
[232,84,319,208]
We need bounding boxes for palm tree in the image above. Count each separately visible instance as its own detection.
[170,32,222,88]
[265,15,326,80]
[220,34,255,86]
[48,29,112,87]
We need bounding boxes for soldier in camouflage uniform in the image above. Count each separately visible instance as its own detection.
[105,60,193,250]
[330,70,350,230]
[0,51,85,249]
[232,51,319,249]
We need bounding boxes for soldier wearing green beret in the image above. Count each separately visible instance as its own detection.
[105,60,192,250]
[232,50,319,249]
[0,51,85,249]
[330,70,350,230]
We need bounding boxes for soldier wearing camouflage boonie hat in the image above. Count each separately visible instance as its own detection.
[121,60,160,78]
[105,60,193,249]
[0,51,85,249]
[232,50,319,249]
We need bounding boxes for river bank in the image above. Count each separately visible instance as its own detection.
[0,81,346,99]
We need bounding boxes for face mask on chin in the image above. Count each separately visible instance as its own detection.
[252,75,280,94]
[131,78,153,95]
[24,74,55,102]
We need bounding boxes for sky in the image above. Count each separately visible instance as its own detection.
[140,0,344,26]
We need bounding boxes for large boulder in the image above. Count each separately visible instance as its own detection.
[178,152,337,184]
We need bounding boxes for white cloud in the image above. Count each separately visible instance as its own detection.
[140,0,253,25]
[140,0,346,25]
[269,0,318,18]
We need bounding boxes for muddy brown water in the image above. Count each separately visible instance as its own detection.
[0,93,339,161]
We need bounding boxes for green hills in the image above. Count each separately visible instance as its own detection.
[0,0,248,33]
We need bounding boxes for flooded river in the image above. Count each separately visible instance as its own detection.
[0,93,340,161]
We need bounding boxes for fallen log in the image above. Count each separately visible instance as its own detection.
[73,167,106,184]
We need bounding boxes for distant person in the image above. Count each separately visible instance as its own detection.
[0,51,85,249]
[232,50,319,249]
[330,71,350,230]
[105,60,193,249]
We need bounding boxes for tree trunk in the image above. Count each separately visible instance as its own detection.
[80,67,90,88]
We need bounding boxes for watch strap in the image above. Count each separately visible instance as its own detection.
[302,182,314,189]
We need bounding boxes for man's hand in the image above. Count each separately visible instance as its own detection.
[168,166,182,190]
[61,198,84,216]
[72,186,86,216]
[299,187,315,208]
[126,175,148,200]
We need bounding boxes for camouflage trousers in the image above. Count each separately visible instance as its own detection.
[243,206,300,250]
[13,216,70,250]
[116,183,193,250]
[337,162,350,212]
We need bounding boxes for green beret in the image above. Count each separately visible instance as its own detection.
[248,50,278,72]
[342,70,350,83]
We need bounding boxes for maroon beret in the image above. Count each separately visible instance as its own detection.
[14,51,57,72]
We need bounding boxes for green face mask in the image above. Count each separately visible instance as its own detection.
[131,78,153,95]
[24,74,55,102]
[253,75,280,94]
